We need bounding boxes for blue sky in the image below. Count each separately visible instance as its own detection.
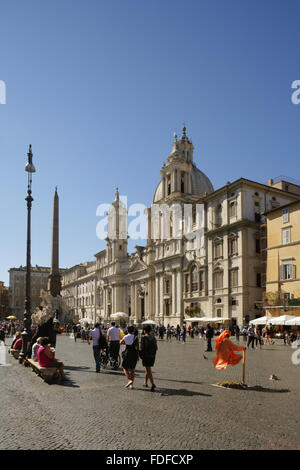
[1,0,300,285]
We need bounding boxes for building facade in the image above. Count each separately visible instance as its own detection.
[8,265,67,319]
[0,281,9,318]
[61,127,299,326]
[264,200,300,317]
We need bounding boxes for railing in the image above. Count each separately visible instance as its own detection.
[271,175,300,185]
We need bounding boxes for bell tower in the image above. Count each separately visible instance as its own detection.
[160,125,194,200]
[106,188,128,262]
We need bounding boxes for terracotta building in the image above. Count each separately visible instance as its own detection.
[264,199,300,317]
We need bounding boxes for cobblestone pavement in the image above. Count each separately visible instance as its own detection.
[0,334,299,450]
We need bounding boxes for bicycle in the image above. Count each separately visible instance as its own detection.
[100,348,121,370]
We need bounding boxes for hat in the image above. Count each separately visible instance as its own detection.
[215,330,231,350]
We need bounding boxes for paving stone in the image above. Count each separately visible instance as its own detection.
[0,335,299,450]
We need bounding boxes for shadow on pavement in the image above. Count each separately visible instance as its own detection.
[132,387,211,397]
[245,386,290,393]
[156,378,203,386]
[64,365,90,371]
[158,388,212,397]
[102,370,124,376]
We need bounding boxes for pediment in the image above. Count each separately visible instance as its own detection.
[129,257,147,273]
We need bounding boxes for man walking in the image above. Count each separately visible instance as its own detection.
[247,324,256,349]
[88,323,102,373]
[107,321,121,367]
[205,324,214,352]
[235,325,240,342]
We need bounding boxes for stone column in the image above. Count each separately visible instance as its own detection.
[155,274,159,317]
[172,271,176,315]
[177,270,183,323]
[159,275,164,317]
[48,188,61,297]
[130,282,135,320]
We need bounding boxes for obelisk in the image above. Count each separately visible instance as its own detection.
[48,187,61,297]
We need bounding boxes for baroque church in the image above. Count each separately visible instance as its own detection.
[61,126,299,327]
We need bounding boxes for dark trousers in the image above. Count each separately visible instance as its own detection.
[93,346,101,371]
[206,338,212,351]
[247,336,255,349]
[109,341,120,364]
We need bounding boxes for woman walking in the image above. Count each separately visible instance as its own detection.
[140,325,158,392]
[120,325,139,389]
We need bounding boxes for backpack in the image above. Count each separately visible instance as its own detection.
[98,329,107,349]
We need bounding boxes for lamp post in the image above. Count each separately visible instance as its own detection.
[19,145,36,363]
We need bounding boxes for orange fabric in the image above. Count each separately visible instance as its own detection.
[213,338,245,370]
[215,330,231,350]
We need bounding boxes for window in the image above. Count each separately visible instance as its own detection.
[167,175,171,195]
[282,208,289,223]
[216,308,222,317]
[229,201,236,218]
[214,271,223,289]
[199,271,205,292]
[231,298,237,306]
[229,236,238,256]
[192,205,196,227]
[282,228,291,245]
[215,204,222,227]
[280,264,294,280]
[214,239,223,259]
[229,270,238,288]
[256,273,261,287]
[255,239,261,254]
[185,274,189,293]
[191,266,198,292]
[165,279,170,294]
[181,172,185,193]
[255,212,261,223]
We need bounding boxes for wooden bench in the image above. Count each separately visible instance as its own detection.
[27,359,58,383]
[10,349,20,359]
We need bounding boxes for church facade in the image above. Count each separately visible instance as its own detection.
[61,127,299,326]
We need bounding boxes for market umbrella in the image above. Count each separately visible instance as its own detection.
[210,317,229,323]
[252,316,273,325]
[142,320,157,325]
[184,317,206,322]
[6,316,17,320]
[111,312,129,320]
[285,317,300,325]
[269,315,296,325]
[79,318,90,323]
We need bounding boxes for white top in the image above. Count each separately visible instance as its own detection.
[32,342,40,359]
[124,333,136,345]
[89,328,101,346]
[108,326,120,341]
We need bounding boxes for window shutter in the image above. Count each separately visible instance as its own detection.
[282,209,289,223]
[279,265,285,281]
[293,264,296,279]
[282,229,290,245]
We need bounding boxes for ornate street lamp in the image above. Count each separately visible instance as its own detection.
[19,145,36,363]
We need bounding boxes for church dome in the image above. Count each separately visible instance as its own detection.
[152,165,214,203]
[152,127,214,203]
